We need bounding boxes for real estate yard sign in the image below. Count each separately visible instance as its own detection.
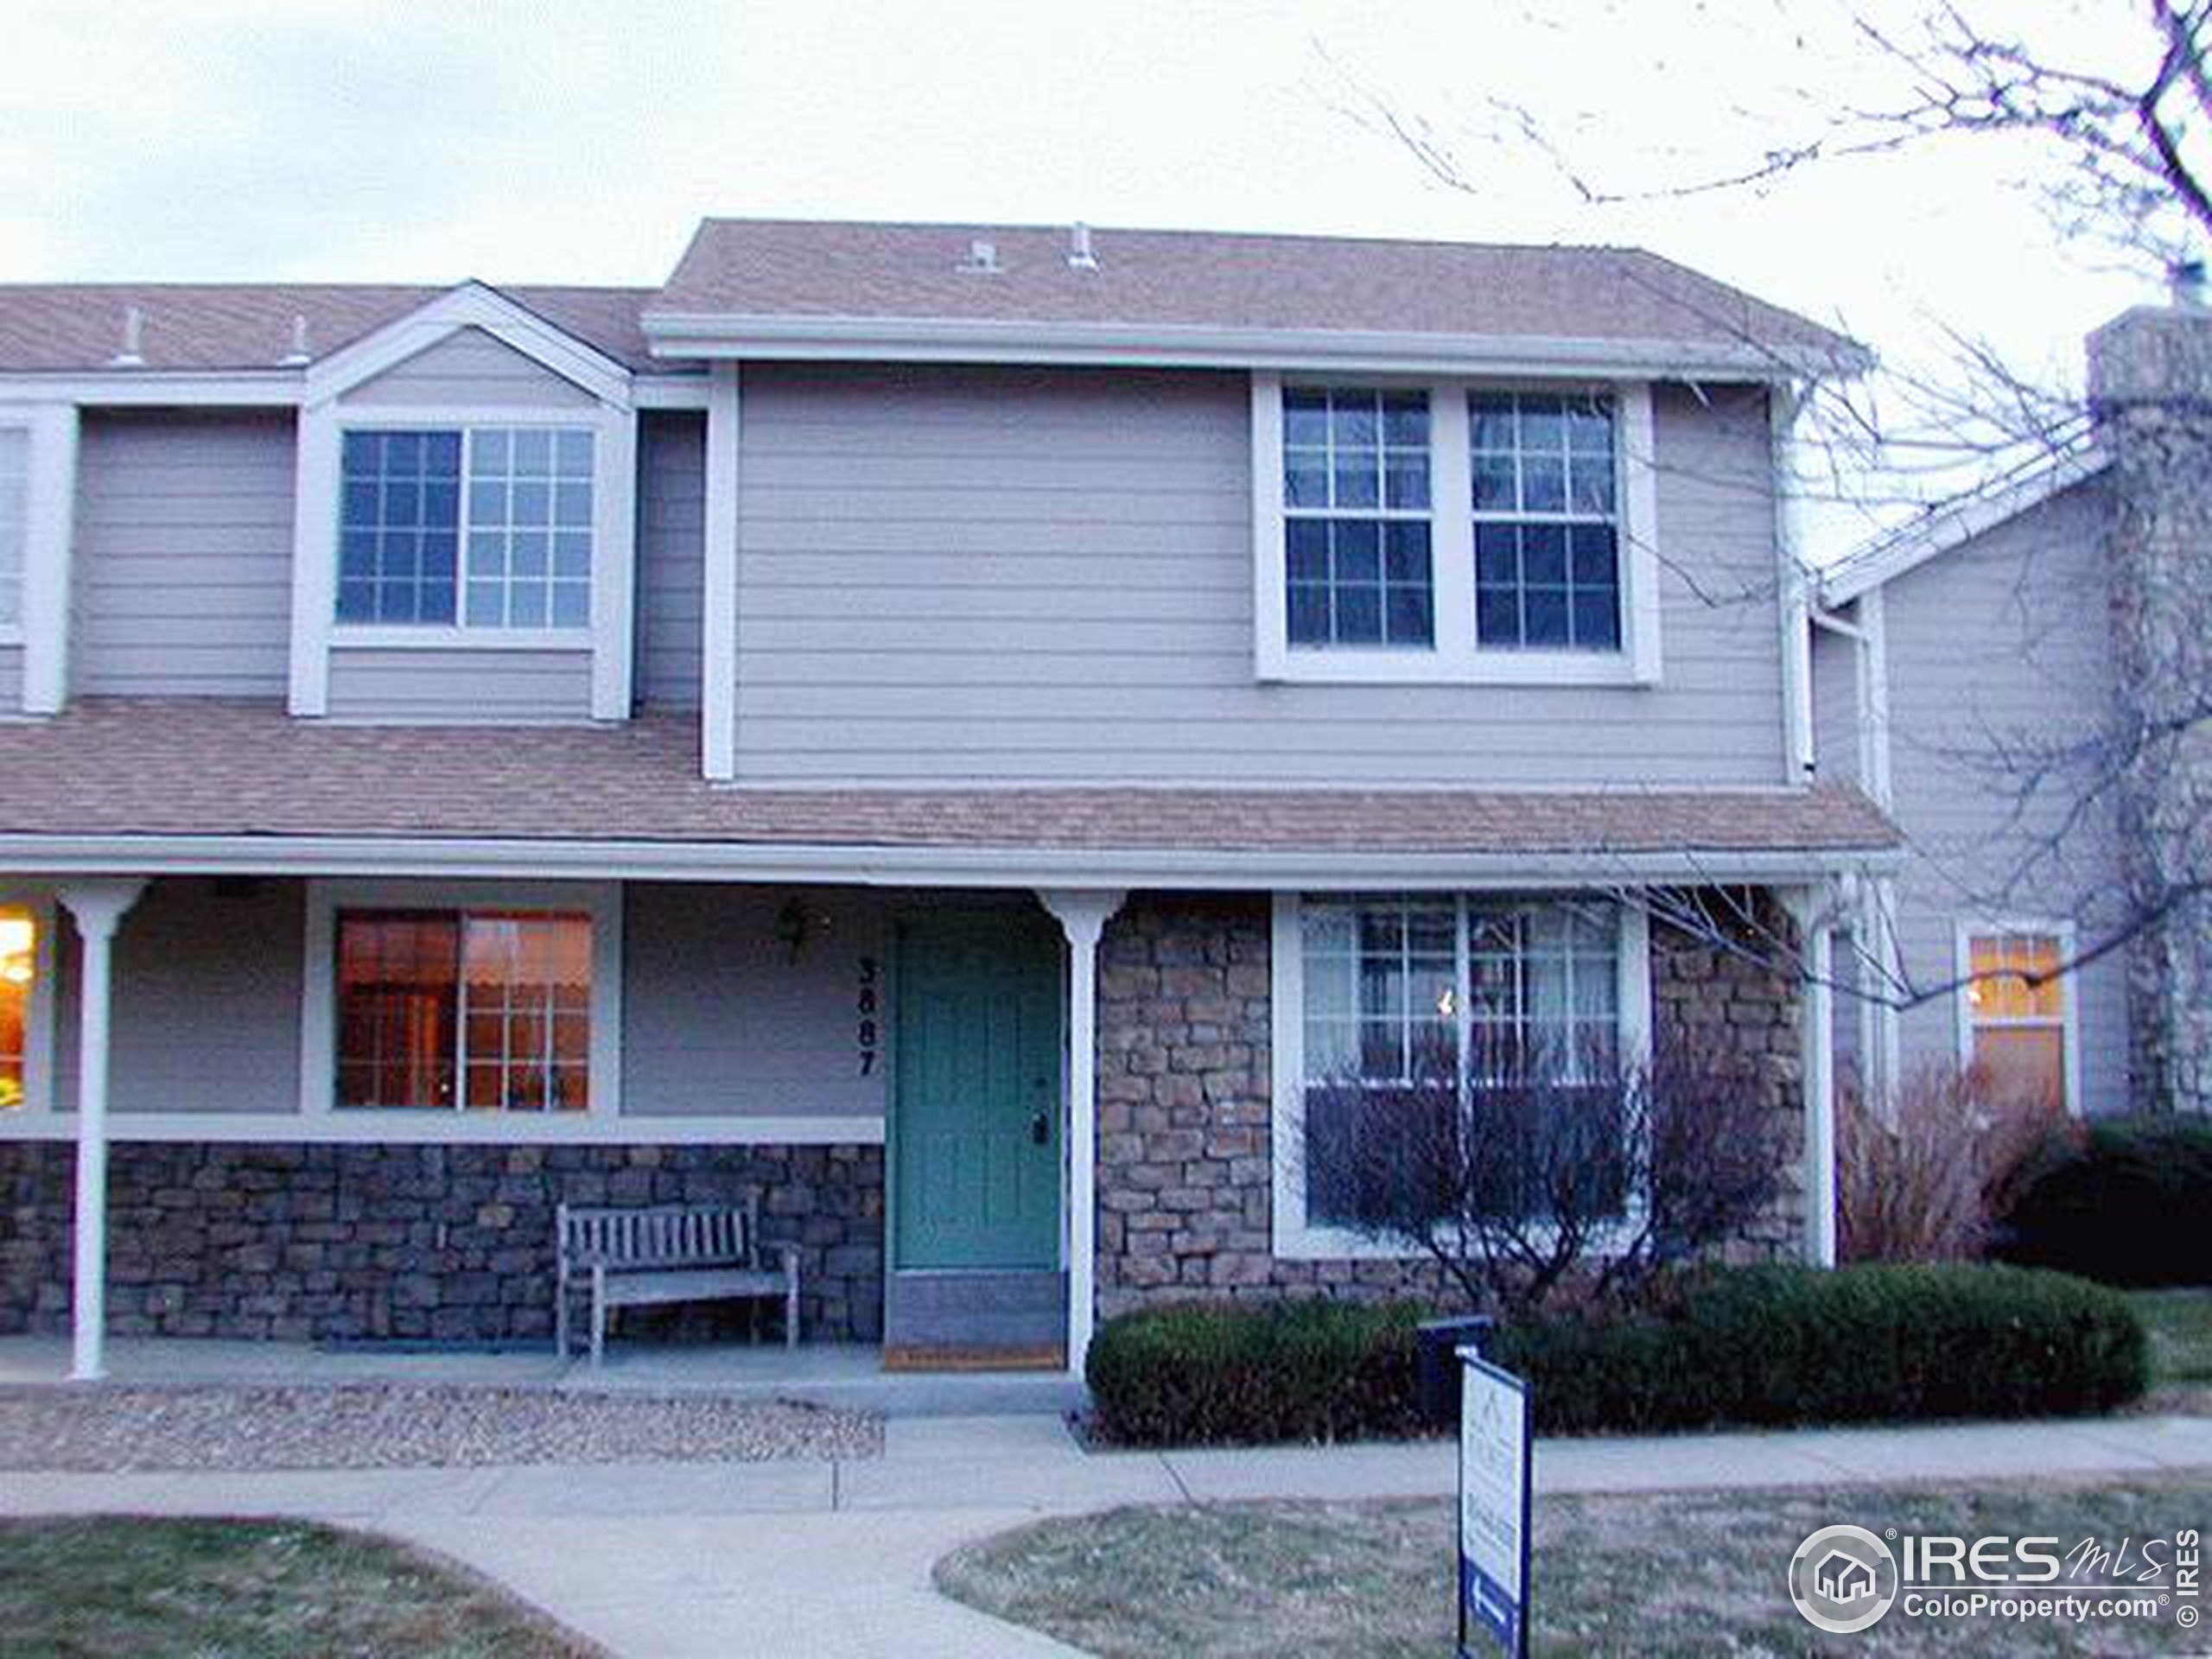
[1458,1349,1532,1659]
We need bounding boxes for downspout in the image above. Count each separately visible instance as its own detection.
[1771,381,1817,785]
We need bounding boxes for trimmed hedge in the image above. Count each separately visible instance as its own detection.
[1997,1116,2212,1286]
[1490,1264,2149,1434]
[1084,1300,1425,1446]
[1085,1266,2148,1446]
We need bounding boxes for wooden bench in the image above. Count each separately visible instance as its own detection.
[556,1201,800,1365]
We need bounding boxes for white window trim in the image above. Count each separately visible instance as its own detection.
[290,400,638,721]
[299,878,625,1126]
[1269,889,1653,1260]
[1251,373,1662,687]
[0,408,79,711]
[0,890,58,1120]
[1953,917,2082,1120]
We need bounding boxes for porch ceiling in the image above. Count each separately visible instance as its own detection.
[0,699,1899,880]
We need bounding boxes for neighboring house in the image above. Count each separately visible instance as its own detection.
[1810,295,2211,1122]
[0,219,1897,1375]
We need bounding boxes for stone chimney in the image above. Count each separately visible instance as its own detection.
[2087,295,2212,1114]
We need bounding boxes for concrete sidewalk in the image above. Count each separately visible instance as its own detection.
[4,1412,2210,1657]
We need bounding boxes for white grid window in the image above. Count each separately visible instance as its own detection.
[0,428,26,628]
[1301,894,1622,1089]
[1466,900,1620,1082]
[335,909,591,1112]
[1283,388,1433,647]
[1471,392,1621,651]
[463,429,595,629]
[1964,931,2068,1112]
[336,426,593,632]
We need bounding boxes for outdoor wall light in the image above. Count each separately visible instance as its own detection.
[775,899,811,963]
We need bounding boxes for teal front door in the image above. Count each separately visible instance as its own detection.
[893,914,1064,1270]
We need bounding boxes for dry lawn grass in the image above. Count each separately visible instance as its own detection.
[0,1516,601,1659]
[939,1478,2211,1656]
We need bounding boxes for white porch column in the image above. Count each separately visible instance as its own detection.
[58,880,147,1382]
[1787,884,1839,1268]
[1039,887,1125,1376]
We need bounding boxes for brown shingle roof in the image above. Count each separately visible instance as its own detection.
[649,219,1859,363]
[0,283,664,373]
[0,702,1897,868]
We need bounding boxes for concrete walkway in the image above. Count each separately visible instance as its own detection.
[4,1408,2211,1657]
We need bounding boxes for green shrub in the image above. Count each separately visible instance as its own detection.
[1490,1264,2150,1434]
[1084,1300,1427,1446]
[1997,1116,2212,1286]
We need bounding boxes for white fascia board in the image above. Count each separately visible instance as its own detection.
[0,371,703,410]
[0,832,1900,887]
[639,313,1867,383]
[0,372,305,406]
[303,283,634,410]
[1821,448,2113,605]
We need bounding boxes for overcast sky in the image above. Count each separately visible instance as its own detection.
[3,1,2168,539]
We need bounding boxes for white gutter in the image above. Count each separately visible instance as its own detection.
[638,313,1868,384]
[0,832,1899,888]
[1771,382,1818,783]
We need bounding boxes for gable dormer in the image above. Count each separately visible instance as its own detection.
[287,283,638,723]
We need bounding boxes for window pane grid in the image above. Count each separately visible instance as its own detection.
[335,908,590,1113]
[1471,392,1621,651]
[0,429,26,629]
[1966,931,2067,1111]
[338,425,592,632]
[0,907,33,1109]
[1284,389,1434,649]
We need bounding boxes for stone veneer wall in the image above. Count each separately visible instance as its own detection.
[0,1142,883,1343]
[2088,306,2212,1114]
[1093,892,1803,1319]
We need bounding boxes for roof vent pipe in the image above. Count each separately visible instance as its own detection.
[1068,222,1097,270]
[109,305,145,369]
[277,314,312,366]
[959,238,1000,274]
[2171,257,2207,309]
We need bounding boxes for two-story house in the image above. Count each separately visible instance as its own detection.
[1810,291,2212,1125]
[0,219,1894,1376]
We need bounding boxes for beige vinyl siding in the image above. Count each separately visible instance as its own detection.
[728,365,1789,785]
[52,878,305,1116]
[620,884,889,1120]
[1878,478,2131,1116]
[324,646,594,722]
[340,327,594,408]
[634,412,704,710]
[72,411,296,696]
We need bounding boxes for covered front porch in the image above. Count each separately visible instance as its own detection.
[0,871,1127,1383]
[0,1331,1085,1417]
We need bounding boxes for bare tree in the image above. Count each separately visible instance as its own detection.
[1330,3,2212,1103]
[1300,1024,1788,1318]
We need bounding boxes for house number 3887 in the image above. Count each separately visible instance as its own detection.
[857,955,880,1075]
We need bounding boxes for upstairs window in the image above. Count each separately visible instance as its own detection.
[1471,392,1621,651]
[1282,389,1433,648]
[337,427,594,631]
[0,428,25,629]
